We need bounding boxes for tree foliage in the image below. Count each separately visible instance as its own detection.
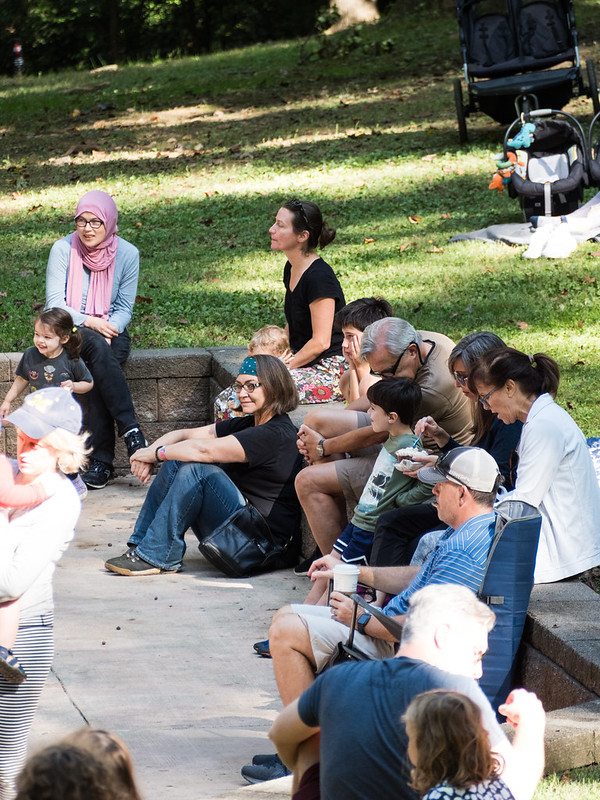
[1,0,330,74]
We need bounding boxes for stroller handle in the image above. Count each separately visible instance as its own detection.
[528,109,555,118]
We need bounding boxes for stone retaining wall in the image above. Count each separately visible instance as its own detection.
[0,346,247,469]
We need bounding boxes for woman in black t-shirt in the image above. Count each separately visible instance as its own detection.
[269,199,346,403]
[104,355,304,576]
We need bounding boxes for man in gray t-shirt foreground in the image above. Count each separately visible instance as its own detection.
[269,585,546,800]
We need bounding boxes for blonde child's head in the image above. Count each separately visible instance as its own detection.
[248,326,289,358]
[404,690,501,796]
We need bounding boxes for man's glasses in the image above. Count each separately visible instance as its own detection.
[75,216,104,230]
[290,198,310,232]
[478,387,499,409]
[370,344,413,378]
[452,371,469,387]
[232,381,262,394]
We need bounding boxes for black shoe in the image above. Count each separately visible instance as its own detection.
[105,550,178,576]
[124,427,148,458]
[293,546,322,576]
[252,753,281,767]
[241,756,289,784]
[82,460,114,489]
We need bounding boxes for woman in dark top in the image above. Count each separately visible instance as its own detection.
[370,331,523,567]
[270,198,346,403]
[104,355,304,576]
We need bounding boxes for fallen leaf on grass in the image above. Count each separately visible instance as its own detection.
[482,267,496,274]
[515,321,529,329]
[590,249,600,257]
[399,244,410,252]
[421,153,437,161]
[363,237,375,244]
[427,245,444,253]
[582,275,597,283]
[441,213,452,219]
[408,215,422,224]
[567,401,575,409]
[135,296,153,304]
[28,205,42,214]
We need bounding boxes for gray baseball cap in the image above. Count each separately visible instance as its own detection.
[6,387,82,439]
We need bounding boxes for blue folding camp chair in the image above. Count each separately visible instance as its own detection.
[478,498,541,712]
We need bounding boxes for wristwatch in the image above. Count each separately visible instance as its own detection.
[316,438,326,458]
[357,612,372,634]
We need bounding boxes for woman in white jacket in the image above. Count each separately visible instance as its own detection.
[471,347,600,583]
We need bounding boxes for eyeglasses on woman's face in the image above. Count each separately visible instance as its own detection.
[75,216,104,230]
[232,381,262,395]
[452,371,469,387]
[478,386,500,409]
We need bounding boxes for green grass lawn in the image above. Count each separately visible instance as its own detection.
[1,4,600,792]
[1,3,600,436]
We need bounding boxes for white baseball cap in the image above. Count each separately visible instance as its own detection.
[418,446,501,493]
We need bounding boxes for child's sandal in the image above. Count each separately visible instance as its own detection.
[0,646,27,684]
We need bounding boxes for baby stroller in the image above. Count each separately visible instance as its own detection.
[453,0,599,143]
[503,108,588,219]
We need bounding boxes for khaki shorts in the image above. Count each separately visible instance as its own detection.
[291,604,395,673]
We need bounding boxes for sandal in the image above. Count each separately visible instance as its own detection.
[0,646,27,684]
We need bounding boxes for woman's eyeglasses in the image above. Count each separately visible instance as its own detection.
[452,371,469,387]
[232,381,262,394]
[75,216,104,230]
[478,387,500,409]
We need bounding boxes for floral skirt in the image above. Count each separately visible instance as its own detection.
[213,355,346,421]
[290,355,346,404]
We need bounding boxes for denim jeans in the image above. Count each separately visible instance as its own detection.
[80,327,139,466]
[129,460,246,570]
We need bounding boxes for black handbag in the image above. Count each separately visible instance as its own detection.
[198,502,296,579]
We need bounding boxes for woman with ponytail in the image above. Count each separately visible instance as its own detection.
[470,347,600,582]
[45,190,147,490]
[269,199,346,403]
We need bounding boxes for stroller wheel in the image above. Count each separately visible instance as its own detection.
[587,60,600,115]
[454,79,468,144]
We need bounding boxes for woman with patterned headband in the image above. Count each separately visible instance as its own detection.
[105,355,304,576]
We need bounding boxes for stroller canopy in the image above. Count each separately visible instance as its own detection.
[457,0,576,79]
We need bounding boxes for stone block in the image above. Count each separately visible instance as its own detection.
[158,378,210,422]
[123,348,212,380]
[543,701,600,773]
[518,643,598,712]
[207,346,247,386]
[8,353,22,380]
[0,355,10,382]
[129,379,159,423]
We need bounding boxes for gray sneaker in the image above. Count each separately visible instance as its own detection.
[105,550,177,576]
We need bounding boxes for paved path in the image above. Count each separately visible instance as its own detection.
[29,478,297,799]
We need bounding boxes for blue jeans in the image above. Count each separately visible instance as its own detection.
[129,461,246,570]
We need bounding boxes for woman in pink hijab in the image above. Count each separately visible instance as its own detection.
[45,190,146,488]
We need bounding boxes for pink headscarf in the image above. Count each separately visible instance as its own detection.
[66,190,119,320]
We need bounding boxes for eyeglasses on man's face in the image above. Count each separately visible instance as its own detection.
[369,344,413,379]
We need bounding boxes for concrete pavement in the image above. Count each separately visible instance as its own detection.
[29,477,296,800]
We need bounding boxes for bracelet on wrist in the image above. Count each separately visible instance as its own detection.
[155,445,167,463]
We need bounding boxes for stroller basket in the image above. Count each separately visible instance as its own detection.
[504,109,587,219]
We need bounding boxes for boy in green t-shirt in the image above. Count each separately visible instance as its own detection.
[306,377,433,605]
